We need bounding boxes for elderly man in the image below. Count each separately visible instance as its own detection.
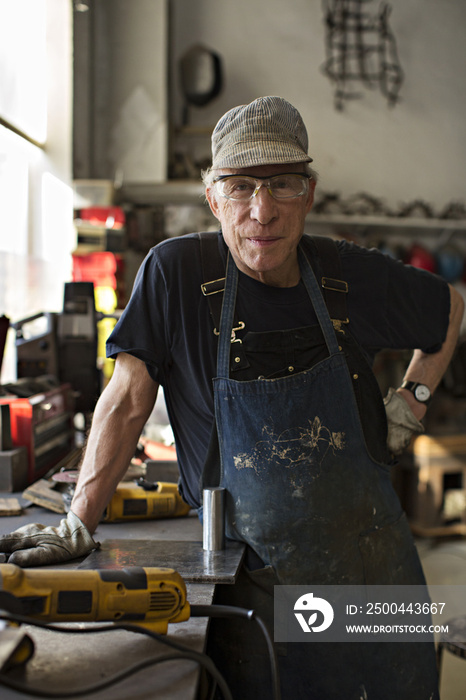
[1,96,463,699]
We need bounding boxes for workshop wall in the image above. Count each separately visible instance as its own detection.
[170,0,466,213]
[73,0,168,183]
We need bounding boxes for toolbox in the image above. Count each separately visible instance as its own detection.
[0,384,74,487]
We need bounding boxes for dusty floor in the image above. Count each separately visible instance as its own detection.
[417,537,466,700]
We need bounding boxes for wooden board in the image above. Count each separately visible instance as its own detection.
[0,498,22,516]
[22,479,66,514]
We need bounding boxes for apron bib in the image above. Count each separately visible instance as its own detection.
[214,245,424,587]
[208,243,439,699]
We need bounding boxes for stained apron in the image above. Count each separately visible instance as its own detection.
[206,244,439,700]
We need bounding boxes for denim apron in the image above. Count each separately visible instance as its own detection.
[209,244,439,699]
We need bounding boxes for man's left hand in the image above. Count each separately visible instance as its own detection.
[384,388,425,455]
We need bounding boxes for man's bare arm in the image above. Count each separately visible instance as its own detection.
[71,352,159,533]
[399,284,464,420]
[384,284,464,455]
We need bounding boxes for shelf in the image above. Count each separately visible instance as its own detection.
[118,180,206,205]
[306,214,466,232]
[116,181,466,236]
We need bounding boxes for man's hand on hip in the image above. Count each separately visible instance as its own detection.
[384,387,425,455]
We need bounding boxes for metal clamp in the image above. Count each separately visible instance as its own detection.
[331,318,349,333]
[213,321,245,343]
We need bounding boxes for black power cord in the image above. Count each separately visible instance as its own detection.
[0,605,281,700]
[191,604,281,700]
[0,612,233,700]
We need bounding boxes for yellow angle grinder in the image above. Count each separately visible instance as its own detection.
[0,563,190,633]
[103,480,191,522]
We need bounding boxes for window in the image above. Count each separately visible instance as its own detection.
[0,0,73,382]
[0,1,47,144]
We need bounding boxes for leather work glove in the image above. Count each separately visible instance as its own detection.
[0,511,99,567]
[383,387,425,455]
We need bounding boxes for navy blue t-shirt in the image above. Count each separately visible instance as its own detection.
[106,232,450,506]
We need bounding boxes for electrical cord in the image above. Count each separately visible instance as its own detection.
[0,604,281,700]
[191,604,281,700]
[0,612,233,700]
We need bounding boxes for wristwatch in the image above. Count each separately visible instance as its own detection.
[401,380,432,404]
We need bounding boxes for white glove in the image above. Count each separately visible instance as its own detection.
[383,387,425,455]
[0,511,99,567]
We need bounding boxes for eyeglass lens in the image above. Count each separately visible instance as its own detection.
[217,174,309,200]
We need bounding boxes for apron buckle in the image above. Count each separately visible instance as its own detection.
[332,318,349,333]
[214,321,245,341]
[322,276,348,294]
[201,277,225,296]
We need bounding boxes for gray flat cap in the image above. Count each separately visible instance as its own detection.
[211,96,312,169]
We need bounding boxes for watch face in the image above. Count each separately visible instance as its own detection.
[414,384,431,402]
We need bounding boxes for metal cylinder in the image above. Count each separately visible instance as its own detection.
[203,487,225,551]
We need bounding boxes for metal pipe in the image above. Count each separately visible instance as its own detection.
[203,487,225,551]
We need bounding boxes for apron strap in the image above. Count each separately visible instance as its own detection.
[199,231,227,333]
[199,232,249,372]
[199,231,245,336]
[217,253,240,378]
[308,235,349,332]
[298,244,341,356]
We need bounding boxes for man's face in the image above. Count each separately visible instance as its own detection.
[206,163,315,287]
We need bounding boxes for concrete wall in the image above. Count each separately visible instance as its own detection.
[74,0,168,183]
[170,0,466,212]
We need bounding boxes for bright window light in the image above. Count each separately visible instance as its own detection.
[0,0,48,144]
[41,172,75,262]
[0,133,30,255]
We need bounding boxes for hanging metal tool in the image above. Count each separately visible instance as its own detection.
[321,0,404,110]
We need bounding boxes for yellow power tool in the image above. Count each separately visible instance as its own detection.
[103,481,191,522]
[0,564,190,634]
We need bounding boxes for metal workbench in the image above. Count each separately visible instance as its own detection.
[0,499,245,700]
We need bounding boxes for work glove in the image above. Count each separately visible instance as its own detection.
[0,510,99,567]
[383,387,425,455]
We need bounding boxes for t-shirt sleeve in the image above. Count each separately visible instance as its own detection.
[106,247,169,383]
[338,240,451,354]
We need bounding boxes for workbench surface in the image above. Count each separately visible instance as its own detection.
[0,499,243,700]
